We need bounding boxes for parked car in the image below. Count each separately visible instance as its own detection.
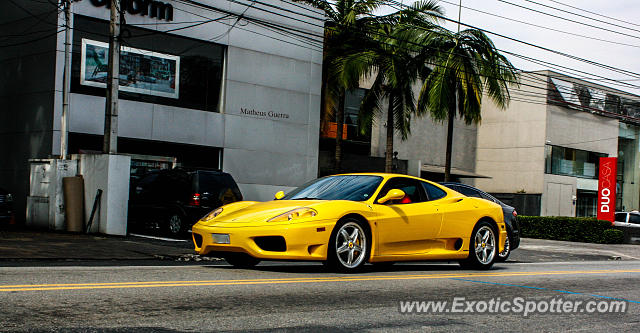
[0,187,13,222]
[614,211,640,228]
[128,168,242,237]
[440,182,520,261]
[192,173,508,272]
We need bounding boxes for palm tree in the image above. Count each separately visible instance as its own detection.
[416,28,519,181]
[295,0,383,173]
[335,1,443,172]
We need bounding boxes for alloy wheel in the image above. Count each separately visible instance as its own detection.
[335,222,367,269]
[168,214,182,235]
[498,237,510,258]
[474,226,496,265]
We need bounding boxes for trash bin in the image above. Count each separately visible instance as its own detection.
[63,176,84,232]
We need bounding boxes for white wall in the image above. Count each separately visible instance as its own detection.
[58,0,324,202]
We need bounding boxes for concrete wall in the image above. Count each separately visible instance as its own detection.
[473,78,548,194]
[0,2,59,221]
[541,100,619,216]
[58,0,323,202]
[368,83,478,176]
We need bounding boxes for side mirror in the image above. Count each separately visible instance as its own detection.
[274,191,285,200]
[377,189,406,204]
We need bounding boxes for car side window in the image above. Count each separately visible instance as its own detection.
[629,214,640,224]
[377,178,426,204]
[615,213,628,223]
[478,191,497,203]
[456,186,481,198]
[421,182,447,201]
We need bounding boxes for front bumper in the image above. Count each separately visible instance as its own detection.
[192,220,337,260]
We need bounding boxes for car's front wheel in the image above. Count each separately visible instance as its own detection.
[460,221,498,270]
[326,219,370,273]
[224,253,261,268]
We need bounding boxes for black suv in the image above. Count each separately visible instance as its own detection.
[128,169,242,237]
[440,182,520,261]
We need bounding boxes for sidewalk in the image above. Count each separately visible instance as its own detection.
[517,237,640,260]
[0,227,197,262]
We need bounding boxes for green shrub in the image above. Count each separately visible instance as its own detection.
[518,216,623,244]
[601,229,624,244]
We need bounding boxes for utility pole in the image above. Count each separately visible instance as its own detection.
[457,0,462,33]
[103,0,120,154]
[60,0,72,159]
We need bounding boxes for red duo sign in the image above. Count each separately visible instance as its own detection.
[597,157,617,223]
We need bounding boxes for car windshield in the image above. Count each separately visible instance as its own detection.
[282,175,383,201]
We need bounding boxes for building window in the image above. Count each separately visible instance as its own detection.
[320,88,370,143]
[71,15,225,113]
[343,88,370,143]
[544,145,607,179]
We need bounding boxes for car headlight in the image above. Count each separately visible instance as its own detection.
[201,207,223,222]
[268,207,317,222]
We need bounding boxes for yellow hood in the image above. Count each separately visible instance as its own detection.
[199,200,324,225]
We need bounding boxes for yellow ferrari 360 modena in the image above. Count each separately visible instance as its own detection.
[192,173,506,272]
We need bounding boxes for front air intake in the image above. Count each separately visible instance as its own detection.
[254,236,287,252]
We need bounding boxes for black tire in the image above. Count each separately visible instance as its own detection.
[496,235,511,262]
[224,253,261,268]
[164,212,185,237]
[325,218,370,273]
[459,220,498,270]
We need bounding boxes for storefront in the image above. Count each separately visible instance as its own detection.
[0,0,324,220]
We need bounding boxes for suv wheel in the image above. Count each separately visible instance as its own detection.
[165,213,184,237]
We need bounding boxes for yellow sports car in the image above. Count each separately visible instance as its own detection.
[192,173,506,272]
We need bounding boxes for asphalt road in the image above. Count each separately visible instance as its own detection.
[1,259,639,332]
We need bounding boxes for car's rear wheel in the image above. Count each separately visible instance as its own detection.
[460,221,498,270]
[496,236,511,262]
[326,218,369,273]
[224,253,261,268]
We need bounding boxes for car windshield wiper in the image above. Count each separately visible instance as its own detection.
[291,197,320,200]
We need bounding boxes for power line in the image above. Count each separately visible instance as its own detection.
[495,0,640,41]
[436,0,640,49]
[546,0,640,28]
[383,0,640,81]
[520,0,640,34]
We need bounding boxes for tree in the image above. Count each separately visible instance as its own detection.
[295,0,383,172]
[335,1,443,172]
[416,28,519,180]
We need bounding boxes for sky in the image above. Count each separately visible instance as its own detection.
[378,0,640,96]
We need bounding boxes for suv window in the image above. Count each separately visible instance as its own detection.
[629,214,640,224]
[377,177,426,204]
[615,213,628,223]
[421,182,447,201]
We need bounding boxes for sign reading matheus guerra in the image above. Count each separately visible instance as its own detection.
[597,157,617,223]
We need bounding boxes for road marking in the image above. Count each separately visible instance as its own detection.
[2,269,640,292]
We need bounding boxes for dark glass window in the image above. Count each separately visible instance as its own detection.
[71,15,224,112]
[629,214,640,225]
[283,175,383,201]
[377,178,426,204]
[422,182,447,201]
[456,186,480,198]
[544,145,607,179]
[615,213,627,222]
